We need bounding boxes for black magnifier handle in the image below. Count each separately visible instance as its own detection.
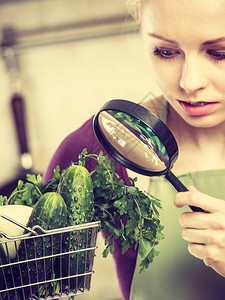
[165,171,204,212]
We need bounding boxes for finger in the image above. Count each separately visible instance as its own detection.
[180,211,225,230]
[188,243,220,263]
[188,243,225,276]
[182,228,225,245]
[188,185,199,192]
[182,228,206,244]
[175,189,225,213]
[188,243,214,268]
[179,212,209,229]
[188,243,205,260]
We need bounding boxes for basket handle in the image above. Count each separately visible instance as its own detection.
[0,213,38,236]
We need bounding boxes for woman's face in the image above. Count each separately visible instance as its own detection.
[141,0,225,128]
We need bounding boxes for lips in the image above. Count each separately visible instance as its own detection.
[178,100,218,116]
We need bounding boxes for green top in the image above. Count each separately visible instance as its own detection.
[130,99,225,299]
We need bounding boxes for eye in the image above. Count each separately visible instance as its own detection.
[207,49,225,62]
[153,48,181,60]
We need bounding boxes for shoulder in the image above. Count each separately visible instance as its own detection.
[55,116,97,158]
[61,116,96,149]
[43,116,101,181]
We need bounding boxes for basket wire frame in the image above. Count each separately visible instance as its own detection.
[0,221,100,300]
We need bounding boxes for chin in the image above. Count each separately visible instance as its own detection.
[183,116,224,129]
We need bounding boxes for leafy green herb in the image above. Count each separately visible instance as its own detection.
[79,149,164,273]
[7,167,61,207]
[0,195,8,206]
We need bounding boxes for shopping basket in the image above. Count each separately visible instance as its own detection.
[0,221,100,300]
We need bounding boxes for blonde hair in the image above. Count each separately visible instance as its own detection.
[126,0,146,24]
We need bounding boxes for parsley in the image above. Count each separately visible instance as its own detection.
[80,149,164,273]
[7,167,61,207]
[0,195,8,206]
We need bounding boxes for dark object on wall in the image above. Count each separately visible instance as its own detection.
[0,93,35,197]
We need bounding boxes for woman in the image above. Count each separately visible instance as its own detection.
[44,0,225,299]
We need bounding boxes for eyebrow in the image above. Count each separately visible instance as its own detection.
[149,33,225,46]
[202,37,225,45]
[148,33,178,45]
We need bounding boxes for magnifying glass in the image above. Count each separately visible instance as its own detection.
[93,99,203,212]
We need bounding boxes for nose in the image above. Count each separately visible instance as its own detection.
[179,55,209,94]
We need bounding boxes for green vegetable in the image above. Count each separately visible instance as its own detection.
[0,196,8,206]
[59,164,94,225]
[13,192,67,298]
[0,146,163,298]
[8,168,61,207]
[26,191,67,230]
[80,149,164,273]
[58,163,94,287]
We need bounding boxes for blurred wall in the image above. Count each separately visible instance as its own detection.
[0,0,161,299]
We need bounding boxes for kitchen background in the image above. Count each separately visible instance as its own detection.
[0,0,161,299]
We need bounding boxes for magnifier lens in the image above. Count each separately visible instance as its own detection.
[94,99,204,212]
[98,110,169,172]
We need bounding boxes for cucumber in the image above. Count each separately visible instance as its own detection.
[58,164,94,288]
[12,192,67,298]
[59,164,94,225]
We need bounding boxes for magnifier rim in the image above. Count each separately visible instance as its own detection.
[93,99,178,176]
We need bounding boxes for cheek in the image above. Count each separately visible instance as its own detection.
[147,55,181,96]
[143,41,181,95]
[213,71,225,93]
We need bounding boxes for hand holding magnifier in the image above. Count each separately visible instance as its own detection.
[93,99,203,212]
